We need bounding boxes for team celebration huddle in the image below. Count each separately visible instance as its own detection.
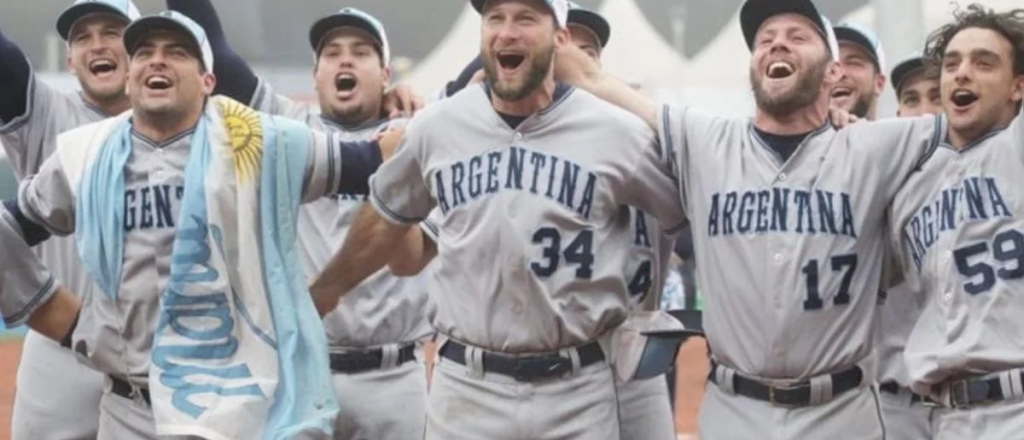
[0,0,1022,438]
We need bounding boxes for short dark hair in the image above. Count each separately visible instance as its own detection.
[923,4,1024,77]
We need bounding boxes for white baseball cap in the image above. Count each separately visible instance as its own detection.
[123,11,214,72]
[57,0,141,41]
[309,8,391,67]
[471,0,569,29]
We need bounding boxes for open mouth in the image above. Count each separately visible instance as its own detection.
[765,61,795,79]
[497,52,526,71]
[334,73,357,93]
[831,87,853,99]
[89,59,117,76]
[950,89,979,108]
[144,75,172,90]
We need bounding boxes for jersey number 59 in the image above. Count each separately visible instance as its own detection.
[953,229,1024,295]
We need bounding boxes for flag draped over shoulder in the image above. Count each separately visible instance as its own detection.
[66,95,338,440]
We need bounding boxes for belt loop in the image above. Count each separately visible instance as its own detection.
[465,344,485,379]
[808,373,834,405]
[560,346,582,375]
[381,344,398,369]
[715,362,737,395]
[1001,369,1024,400]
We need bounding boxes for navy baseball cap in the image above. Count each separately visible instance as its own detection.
[739,0,839,61]
[123,11,214,72]
[890,52,928,94]
[834,22,887,72]
[309,8,391,67]
[567,2,610,49]
[57,0,141,41]
[471,0,570,29]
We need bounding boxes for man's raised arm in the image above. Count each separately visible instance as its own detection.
[556,43,658,130]
[310,122,434,314]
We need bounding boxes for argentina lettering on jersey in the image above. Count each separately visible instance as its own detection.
[432,146,598,219]
[124,184,185,231]
[707,188,857,238]
[903,176,1013,270]
[151,215,264,418]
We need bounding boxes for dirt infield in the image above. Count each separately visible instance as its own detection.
[0,339,21,440]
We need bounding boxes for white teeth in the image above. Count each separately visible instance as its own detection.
[337,73,355,80]
[145,76,171,87]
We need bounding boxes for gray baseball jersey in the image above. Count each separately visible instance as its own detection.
[0,74,111,303]
[657,103,942,379]
[625,208,674,312]
[890,113,1024,394]
[875,281,924,387]
[370,84,686,353]
[8,112,367,387]
[249,81,432,347]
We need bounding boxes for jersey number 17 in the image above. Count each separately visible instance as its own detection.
[801,254,858,310]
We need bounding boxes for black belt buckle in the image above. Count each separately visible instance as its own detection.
[949,379,992,409]
[512,355,572,382]
[767,383,804,408]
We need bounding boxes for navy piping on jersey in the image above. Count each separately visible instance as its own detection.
[78,91,113,119]
[130,126,198,149]
[320,116,388,133]
[325,132,337,196]
[4,275,55,327]
[421,218,440,241]
[369,187,424,224]
[909,114,946,174]
[747,120,832,165]
[481,81,575,129]
[939,120,1009,154]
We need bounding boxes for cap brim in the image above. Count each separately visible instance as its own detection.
[890,57,926,92]
[124,16,205,66]
[740,0,826,50]
[834,27,880,66]
[309,14,384,53]
[568,9,610,48]
[57,3,130,41]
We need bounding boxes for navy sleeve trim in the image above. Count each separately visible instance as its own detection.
[335,140,382,196]
[4,275,55,326]
[4,199,51,246]
[369,186,423,225]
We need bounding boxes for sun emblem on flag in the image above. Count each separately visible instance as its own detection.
[219,99,263,182]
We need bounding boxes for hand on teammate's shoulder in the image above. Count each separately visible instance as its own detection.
[828,106,860,129]
[383,84,425,119]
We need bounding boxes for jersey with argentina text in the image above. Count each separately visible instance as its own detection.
[890,113,1024,395]
[369,83,685,353]
[249,80,432,347]
[11,113,365,387]
[659,103,942,379]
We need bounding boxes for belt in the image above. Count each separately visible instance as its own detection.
[330,343,417,374]
[708,361,863,407]
[109,376,151,406]
[439,340,605,382]
[934,370,1024,409]
[879,381,936,405]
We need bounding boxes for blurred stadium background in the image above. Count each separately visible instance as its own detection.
[0,0,1021,437]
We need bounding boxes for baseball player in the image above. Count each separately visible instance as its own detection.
[403,4,680,438]
[310,0,689,439]
[553,0,957,437]
[0,10,396,439]
[873,52,942,440]
[890,52,941,118]
[0,1,142,438]
[888,5,1024,439]
[168,2,432,439]
[830,22,887,120]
